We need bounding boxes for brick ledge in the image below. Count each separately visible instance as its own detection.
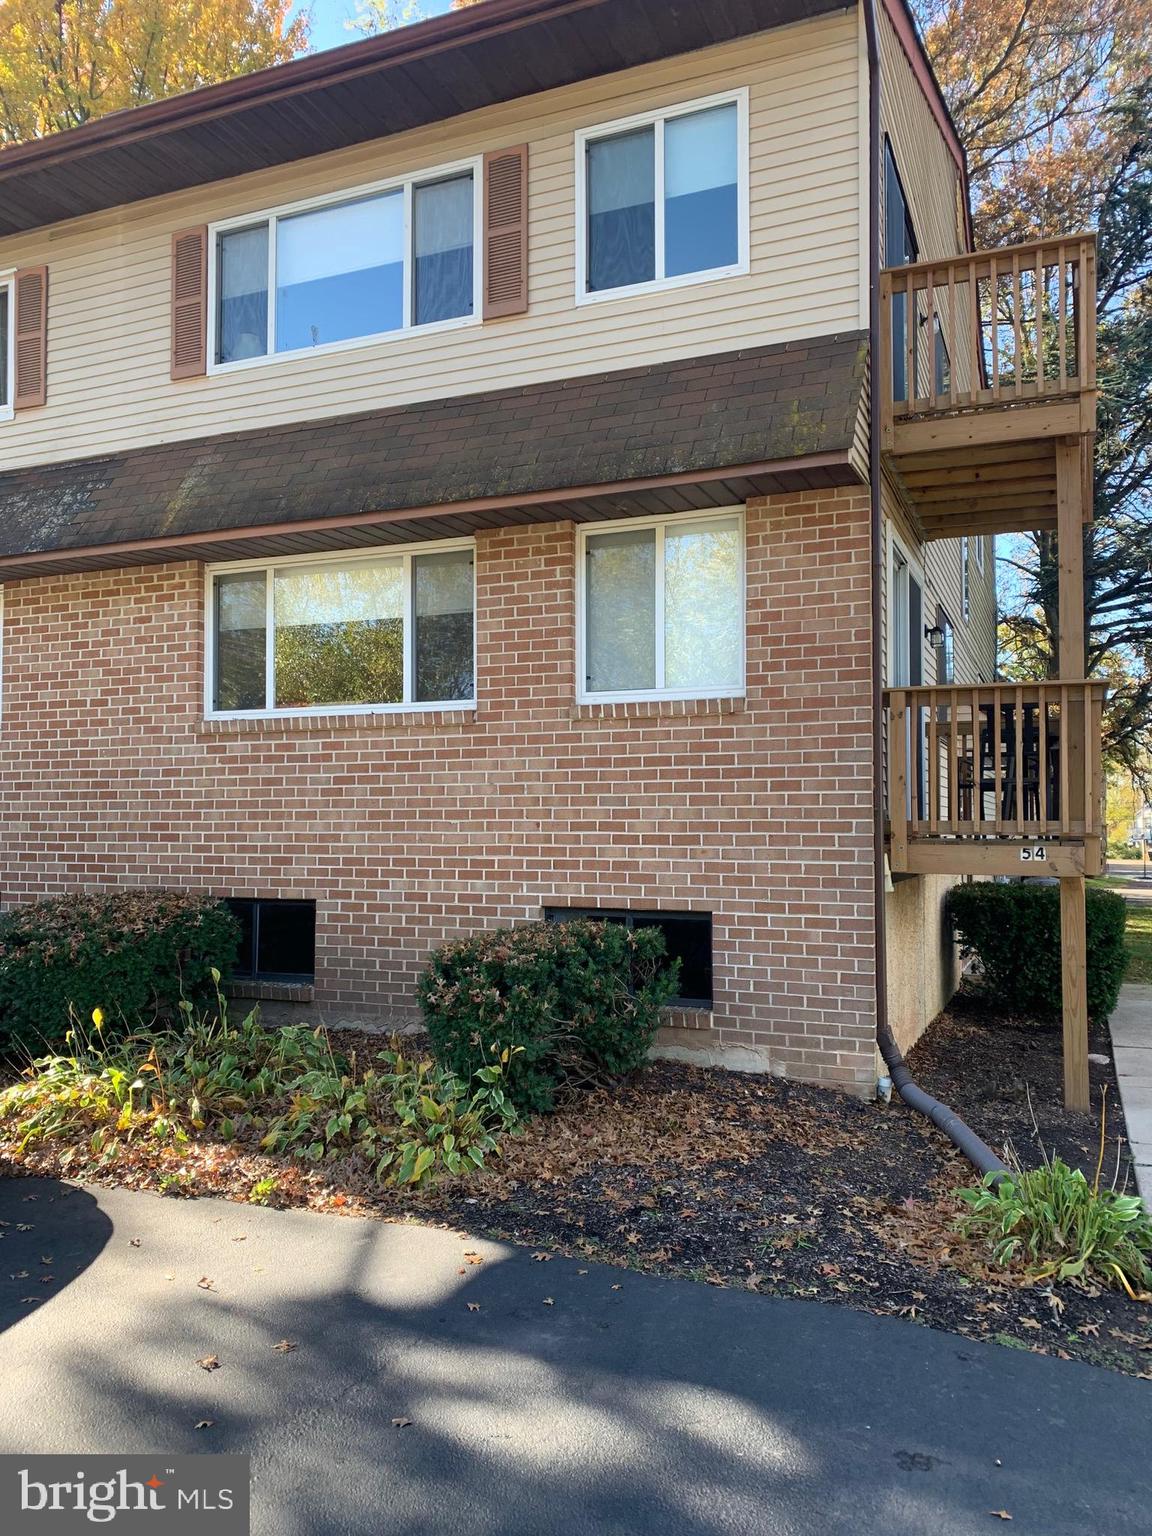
[199,708,477,736]
[571,697,746,722]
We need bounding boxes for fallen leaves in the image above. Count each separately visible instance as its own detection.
[196,1355,221,1372]
[129,1238,142,1248]
[542,1297,554,1306]
[271,1339,297,1353]
[466,1303,481,1312]
[391,1417,412,1429]
[989,1513,1013,1522]
[194,1420,215,1431]
[197,1277,215,1291]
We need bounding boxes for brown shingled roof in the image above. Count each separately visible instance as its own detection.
[0,333,866,580]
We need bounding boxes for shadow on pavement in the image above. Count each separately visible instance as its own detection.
[0,1175,114,1336]
[0,1188,1149,1536]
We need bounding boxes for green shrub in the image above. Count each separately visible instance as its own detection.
[947,881,1128,1022]
[956,1152,1152,1296]
[418,919,679,1113]
[0,889,239,1051]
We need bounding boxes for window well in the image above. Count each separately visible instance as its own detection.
[544,908,713,1008]
[226,898,316,984]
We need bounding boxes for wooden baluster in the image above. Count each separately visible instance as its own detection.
[1057,243,1068,391]
[1034,245,1045,394]
[1083,239,1097,393]
[925,272,936,405]
[890,270,897,436]
[1011,252,1023,399]
[1014,684,1025,832]
[928,693,939,834]
[905,275,916,410]
[993,688,1003,834]
[1083,684,1096,835]
[951,688,961,833]
[970,687,980,831]
[890,691,909,870]
[989,256,1000,399]
[968,258,979,402]
[1060,684,1070,835]
[948,269,958,405]
[1038,685,1049,835]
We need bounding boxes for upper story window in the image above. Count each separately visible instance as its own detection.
[209,160,480,370]
[577,509,745,702]
[575,91,749,302]
[0,277,13,422]
[207,541,476,717]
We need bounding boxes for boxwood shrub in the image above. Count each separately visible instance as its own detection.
[0,889,240,1051]
[947,881,1128,1023]
[419,919,679,1113]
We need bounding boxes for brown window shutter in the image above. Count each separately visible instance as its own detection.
[13,266,48,409]
[171,226,208,379]
[482,145,528,319]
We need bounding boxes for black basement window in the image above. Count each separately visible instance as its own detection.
[226,898,316,984]
[544,908,713,1008]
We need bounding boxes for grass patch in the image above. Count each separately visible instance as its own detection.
[1124,903,1152,983]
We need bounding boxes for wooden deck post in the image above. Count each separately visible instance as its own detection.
[1060,876,1089,1111]
[1056,440,1089,1111]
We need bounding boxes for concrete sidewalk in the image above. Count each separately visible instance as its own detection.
[1111,984,1152,1204]
[1,1175,1150,1535]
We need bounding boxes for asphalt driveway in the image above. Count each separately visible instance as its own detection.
[0,1174,1149,1535]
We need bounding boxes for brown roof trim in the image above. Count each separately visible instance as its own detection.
[0,0,846,236]
[0,0,596,173]
[0,451,860,581]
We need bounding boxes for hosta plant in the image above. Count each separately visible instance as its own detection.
[956,1147,1152,1298]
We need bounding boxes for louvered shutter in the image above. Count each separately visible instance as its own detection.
[482,145,528,319]
[13,266,48,409]
[171,226,208,379]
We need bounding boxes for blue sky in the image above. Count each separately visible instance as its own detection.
[291,0,456,54]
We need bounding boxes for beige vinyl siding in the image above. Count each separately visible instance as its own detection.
[877,6,963,265]
[0,11,864,474]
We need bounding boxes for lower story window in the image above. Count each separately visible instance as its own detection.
[226,898,316,984]
[579,510,744,700]
[209,542,476,715]
[544,907,713,1008]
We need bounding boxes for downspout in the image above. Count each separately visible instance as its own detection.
[862,0,1006,1180]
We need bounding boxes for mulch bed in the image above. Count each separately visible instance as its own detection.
[4,994,1151,1377]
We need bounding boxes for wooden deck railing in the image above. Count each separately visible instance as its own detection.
[879,235,1097,430]
[885,681,1105,864]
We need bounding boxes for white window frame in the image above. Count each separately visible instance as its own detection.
[961,535,971,622]
[887,534,926,688]
[0,272,15,424]
[206,155,484,375]
[574,88,751,306]
[204,538,477,720]
[575,507,746,704]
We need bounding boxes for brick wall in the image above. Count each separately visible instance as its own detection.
[0,489,879,1092]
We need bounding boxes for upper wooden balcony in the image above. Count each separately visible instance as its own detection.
[879,235,1097,541]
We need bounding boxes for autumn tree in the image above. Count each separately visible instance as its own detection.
[0,0,309,143]
[917,0,1152,245]
[915,1,1152,776]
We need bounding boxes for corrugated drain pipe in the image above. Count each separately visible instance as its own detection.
[862,0,1006,1180]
